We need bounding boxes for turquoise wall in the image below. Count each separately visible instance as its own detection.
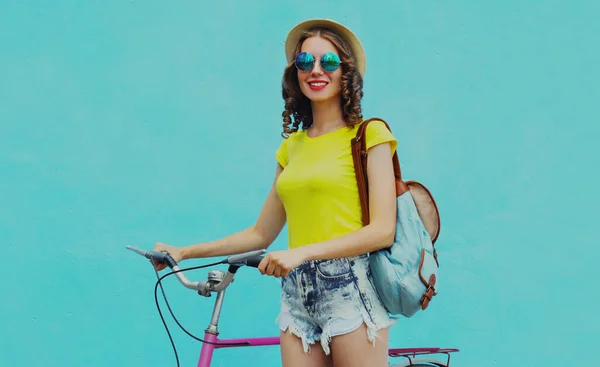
[2,1,598,366]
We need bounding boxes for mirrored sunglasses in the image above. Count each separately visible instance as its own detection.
[294,52,342,72]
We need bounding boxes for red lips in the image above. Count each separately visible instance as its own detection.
[307,80,328,91]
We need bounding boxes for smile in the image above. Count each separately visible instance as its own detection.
[308,81,328,90]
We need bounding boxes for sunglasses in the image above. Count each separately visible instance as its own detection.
[294,52,342,72]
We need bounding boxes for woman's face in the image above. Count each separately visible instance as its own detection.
[296,36,343,103]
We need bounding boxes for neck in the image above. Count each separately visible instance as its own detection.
[310,96,345,133]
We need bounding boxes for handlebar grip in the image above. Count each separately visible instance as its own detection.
[146,251,178,268]
[125,246,178,268]
[244,255,264,268]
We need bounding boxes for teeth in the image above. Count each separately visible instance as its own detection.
[309,82,326,86]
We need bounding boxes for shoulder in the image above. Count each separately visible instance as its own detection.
[361,118,398,153]
[275,130,304,167]
[279,130,305,149]
[287,129,306,141]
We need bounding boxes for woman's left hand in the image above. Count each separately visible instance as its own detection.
[258,249,307,278]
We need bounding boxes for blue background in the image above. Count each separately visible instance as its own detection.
[2,1,598,366]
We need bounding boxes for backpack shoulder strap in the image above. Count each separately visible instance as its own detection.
[351,118,408,226]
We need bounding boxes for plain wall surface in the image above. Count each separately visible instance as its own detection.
[2,1,598,366]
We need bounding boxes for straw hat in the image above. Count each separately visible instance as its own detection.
[285,18,367,77]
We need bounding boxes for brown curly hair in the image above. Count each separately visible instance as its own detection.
[281,27,364,138]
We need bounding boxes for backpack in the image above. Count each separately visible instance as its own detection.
[351,118,441,317]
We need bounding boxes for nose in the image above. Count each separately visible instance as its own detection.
[310,59,325,76]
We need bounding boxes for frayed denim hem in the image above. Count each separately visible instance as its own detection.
[276,313,318,354]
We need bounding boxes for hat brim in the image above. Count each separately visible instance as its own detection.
[285,18,366,77]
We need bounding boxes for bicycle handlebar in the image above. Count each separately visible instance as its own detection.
[225,251,265,268]
[125,246,265,296]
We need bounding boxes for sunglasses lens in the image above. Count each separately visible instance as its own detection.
[295,52,314,71]
[321,52,341,72]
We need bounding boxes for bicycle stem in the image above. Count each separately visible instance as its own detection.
[205,271,228,335]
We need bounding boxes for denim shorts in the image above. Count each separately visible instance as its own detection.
[276,253,396,355]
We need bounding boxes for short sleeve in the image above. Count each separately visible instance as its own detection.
[365,120,398,155]
[275,137,289,167]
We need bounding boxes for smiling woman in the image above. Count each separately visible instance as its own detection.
[268,22,398,367]
[151,18,399,367]
[280,21,366,138]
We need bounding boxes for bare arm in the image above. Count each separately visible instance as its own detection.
[153,163,286,269]
[181,163,287,259]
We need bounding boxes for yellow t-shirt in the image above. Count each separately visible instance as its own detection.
[275,119,398,249]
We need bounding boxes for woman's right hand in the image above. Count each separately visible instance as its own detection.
[152,242,185,271]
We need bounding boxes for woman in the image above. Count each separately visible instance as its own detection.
[153,18,399,367]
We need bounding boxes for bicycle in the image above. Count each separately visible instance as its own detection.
[126,245,459,366]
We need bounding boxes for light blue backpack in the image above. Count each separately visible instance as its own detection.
[351,118,441,317]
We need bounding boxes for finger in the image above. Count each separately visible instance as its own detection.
[266,261,277,276]
[258,257,267,275]
[274,267,282,278]
[152,260,165,271]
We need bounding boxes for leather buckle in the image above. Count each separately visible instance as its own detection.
[420,274,437,310]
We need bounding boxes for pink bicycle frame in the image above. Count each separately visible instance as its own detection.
[197,333,280,367]
[197,334,459,367]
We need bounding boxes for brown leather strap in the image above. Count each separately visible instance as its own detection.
[351,118,409,226]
